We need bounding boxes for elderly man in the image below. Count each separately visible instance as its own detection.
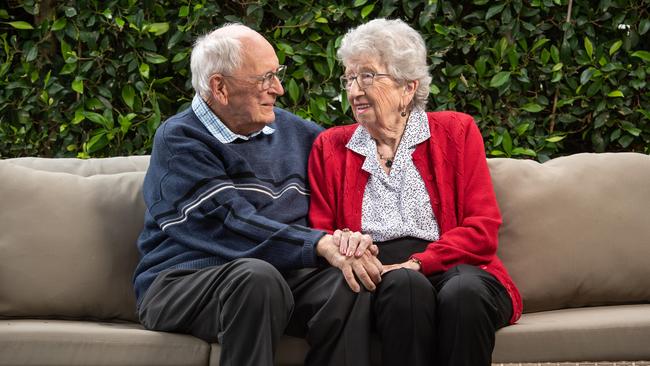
[133,24,381,366]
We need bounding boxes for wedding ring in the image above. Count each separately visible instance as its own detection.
[341,228,351,232]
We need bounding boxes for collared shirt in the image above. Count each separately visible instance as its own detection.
[191,94,275,144]
[346,109,440,242]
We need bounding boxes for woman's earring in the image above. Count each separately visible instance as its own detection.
[401,110,407,117]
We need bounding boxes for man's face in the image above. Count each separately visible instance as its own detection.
[218,36,285,136]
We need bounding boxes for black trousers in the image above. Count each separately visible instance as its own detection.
[373,238,513,366]
[137,258,372,366]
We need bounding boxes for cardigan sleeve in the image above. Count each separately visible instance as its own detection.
[307,133,336,233]
[412,118,502,275]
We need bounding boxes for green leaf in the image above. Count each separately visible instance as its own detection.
[139,63,150,79]
[545,135,566,143]
[631,50,650,62]
[315,17,328,23]
[361,4,375,18]
[147,22,169,36]
[86,132,109,154]
[353,0,368,6]
[72,77,84,94]
[584,37,593,60]
[639,19,650,35]
[179,6,190,17]
[121,85,135,108]
[171,52,188,63]
[7,21,34,30]
[83,112,108,126]
[145,53,168,64]
[502,131,512,156]
[521,103,543,112]
[607,90,624,97]
[288,78,299,104]
[512,147,537,157]
[551,62,563,72]
[580,67,596,85]
[489,71,511,88]
[530,38,549,53]
[609,40,622,55]
[52,18,67,31]
[64,7,77,17]
[486,4,505,20]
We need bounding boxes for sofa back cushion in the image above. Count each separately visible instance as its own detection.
[489,153,650,313]
[0,157,148,322]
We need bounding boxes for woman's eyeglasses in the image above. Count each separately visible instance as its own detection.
[340,72,392,90]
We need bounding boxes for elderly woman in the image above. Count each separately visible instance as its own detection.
[308,19,522,366]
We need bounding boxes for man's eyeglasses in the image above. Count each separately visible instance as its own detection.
[223,65,287,91]
[340,72,392,90]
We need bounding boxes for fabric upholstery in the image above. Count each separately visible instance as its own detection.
[0,158,146,321]
[492,304,650,362]
[488,153,650,312]
[0,319,208,366]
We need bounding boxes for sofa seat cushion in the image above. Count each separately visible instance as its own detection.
[0,319,208,366]
[492,304,650,363]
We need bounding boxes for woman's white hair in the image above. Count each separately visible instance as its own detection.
[190,23,250,99]
[337,18,431,110]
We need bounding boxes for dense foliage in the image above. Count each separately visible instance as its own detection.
[1,0,648,160]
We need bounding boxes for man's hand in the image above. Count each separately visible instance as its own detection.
[316,234,382,292]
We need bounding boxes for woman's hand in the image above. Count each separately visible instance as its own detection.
[332,228,378,258]
[381,259,421,275]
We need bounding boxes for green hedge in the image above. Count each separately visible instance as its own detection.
[1,0,648,160]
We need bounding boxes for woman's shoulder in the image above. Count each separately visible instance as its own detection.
[315,123,359,146]
[426,110,475,126]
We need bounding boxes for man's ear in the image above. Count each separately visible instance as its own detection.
[210,75,228,105]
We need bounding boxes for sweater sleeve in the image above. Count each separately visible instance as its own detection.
[147,149,324,269]
[412,119,502,275]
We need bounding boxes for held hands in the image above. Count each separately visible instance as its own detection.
[316,231,382,293]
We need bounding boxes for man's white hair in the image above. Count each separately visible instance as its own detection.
[190,23,253,99]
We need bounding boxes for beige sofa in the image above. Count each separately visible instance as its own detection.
[1,153,649,366]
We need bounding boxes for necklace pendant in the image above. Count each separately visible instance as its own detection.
[385,159,393,168]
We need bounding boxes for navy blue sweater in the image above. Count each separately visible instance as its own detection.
[133,107,325,304]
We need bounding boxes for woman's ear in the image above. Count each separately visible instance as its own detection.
[402,80,419,107]
[403,80,418,94]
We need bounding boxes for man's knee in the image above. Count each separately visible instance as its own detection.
[228,258,293,306]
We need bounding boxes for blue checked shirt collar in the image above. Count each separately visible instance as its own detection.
[191,94,275,144]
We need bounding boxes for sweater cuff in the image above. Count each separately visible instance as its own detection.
[302,230,327,267]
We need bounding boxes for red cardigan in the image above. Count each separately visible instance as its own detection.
[308,111,522,323]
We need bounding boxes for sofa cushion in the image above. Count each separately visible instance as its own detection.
[0,319,209,366]
[489,153,650,312]
[0,158,146,321]
[492,304,650,362]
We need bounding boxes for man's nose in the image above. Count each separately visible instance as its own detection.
[269,75,284,96]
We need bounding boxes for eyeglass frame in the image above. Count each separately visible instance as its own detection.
[221,65,287,91]
[340,72,394,90]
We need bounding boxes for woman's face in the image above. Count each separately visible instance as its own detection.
[343,56,405,131]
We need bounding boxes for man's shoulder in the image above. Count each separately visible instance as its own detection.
[273,107,324,134]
